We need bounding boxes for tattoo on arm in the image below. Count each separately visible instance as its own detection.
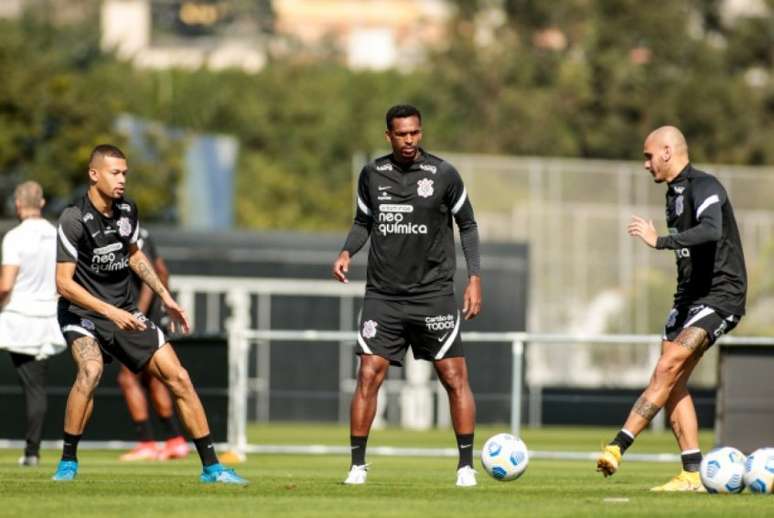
[632,396,661,421]
[675,327,709,352]
[130,254,168,298]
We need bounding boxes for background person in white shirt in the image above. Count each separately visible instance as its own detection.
[0,181,66,466]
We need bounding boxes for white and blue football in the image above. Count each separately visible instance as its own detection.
[700,447,746,494]
[481,433,529,481]
[743,447,774,494]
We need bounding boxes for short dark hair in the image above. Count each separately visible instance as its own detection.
[385,104,421,131]
[89,144,126,167]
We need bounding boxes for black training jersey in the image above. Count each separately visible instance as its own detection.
[655,164,747,315]
[351,150,477,299]
[56,194,140,315]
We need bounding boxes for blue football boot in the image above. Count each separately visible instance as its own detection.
[199,463,248,485]
[52,460,78,481]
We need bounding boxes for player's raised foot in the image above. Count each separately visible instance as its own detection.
[18,455,39,467]
[650,470,705,492]
[199,463,248,485]
[52,460,78,481]
[596,444,622,477]
[456,465,477,487]
[119,441,159,461]
[344,464,368,485]
[157,436,190,461]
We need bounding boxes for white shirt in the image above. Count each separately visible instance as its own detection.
[2,218,59,316]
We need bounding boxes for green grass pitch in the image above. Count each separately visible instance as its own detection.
[1,425,772,517]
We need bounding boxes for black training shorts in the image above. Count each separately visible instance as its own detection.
[356,295,463,367]
[663,304,740,347]
[58,306,167,373]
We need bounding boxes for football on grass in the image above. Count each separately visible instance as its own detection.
[700,447,746,494]
[480,433,529,481]
[743,447,774,494]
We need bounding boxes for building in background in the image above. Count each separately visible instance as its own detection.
[101,0,270,72]
[273,0,450,70]
[3,0,768,72]
[100,0,450,72]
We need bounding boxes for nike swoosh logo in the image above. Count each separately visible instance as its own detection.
[438,333,449,342]
[378,186,391,191]
[91,231,100,237]
[460,444,472,449]
[351,446,360,450]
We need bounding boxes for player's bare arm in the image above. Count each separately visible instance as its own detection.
[128,245,190,334]
[462,275,481,320]
[55,261,146,331]
[128,247,168,298]
[627,215,658,247]
[137,251,171,316]
[0,264,19,306]
[332,251,351,283]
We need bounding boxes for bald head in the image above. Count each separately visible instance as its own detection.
[14,181,44,210]
[642,126,690,183]
[645,126,689,160]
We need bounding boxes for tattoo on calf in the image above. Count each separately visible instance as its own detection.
[675,327,709,352]
[632,396,661,421]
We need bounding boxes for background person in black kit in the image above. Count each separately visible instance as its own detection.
[52,144,246,484]
[117,227,189,462]
[332,105,482,487]
[597,126,747,492]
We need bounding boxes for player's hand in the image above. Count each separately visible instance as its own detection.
[627,215,658,248]
[162,298,191,335]
[106,306,146,331]
[332,251,351,283]
[462,276,482,320]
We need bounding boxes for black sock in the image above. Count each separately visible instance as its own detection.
[159,416,182,439]
[456,433,474,469]
[25,440,40,458]
[350,435,368,466]
[134,419,154,442]
[681,450,702,472]
[610,429,635,454]
[62,432,81,462]
[193,435,219,467]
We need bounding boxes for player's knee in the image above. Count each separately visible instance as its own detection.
[78,363,103,390]
[357,365,385,391]
[440,368,468,394]
[166,367,193,396]
[654,356,682,384]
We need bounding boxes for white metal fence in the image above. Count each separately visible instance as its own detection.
[226,328,774,460]
[167,275,774,456]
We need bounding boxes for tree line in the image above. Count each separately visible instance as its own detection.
[0,1,772,229]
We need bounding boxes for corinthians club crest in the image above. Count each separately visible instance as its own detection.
[417,178,434,198]
[117,216,133,237]
[362,320,378,339]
